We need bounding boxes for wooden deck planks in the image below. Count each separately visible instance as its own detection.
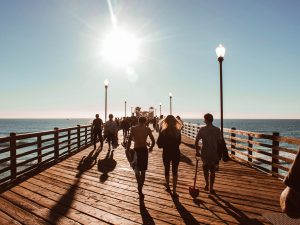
[0,131,285,224]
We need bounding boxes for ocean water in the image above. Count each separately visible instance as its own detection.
[0,119,299,179]
[183,119,300,139]
[0,119,93,137]
[0,118,300,138]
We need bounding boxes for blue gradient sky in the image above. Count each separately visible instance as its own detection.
[0,0,300,119]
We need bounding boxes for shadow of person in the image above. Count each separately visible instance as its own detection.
[139,198,155,225]
[209,193,264,225]
[98,149,117,183]
[193,198,229,224]
[48,178,80,224]
[182,141,196,149]
[180,153,194,165]
[48,147,103,223]
[171,195,199,225]
[76,146,102,178]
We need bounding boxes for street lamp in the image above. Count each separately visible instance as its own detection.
[169,93,172,115]
[125,100,127,117]
[216,44,226,134]
[159,103,162,117]
[104,79,109,122]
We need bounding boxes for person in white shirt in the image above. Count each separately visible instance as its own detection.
[195,113,222,193]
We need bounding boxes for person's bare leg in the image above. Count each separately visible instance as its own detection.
[173,174,178,196]
[135,171,141,192]
[140,171,146,193]
[210,171,215,193]
[204,170,209,191]
[165,173,170,191]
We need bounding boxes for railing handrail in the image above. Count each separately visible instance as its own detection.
[0,124,93,189]
[183,122,300,146]
[182,122,299,179]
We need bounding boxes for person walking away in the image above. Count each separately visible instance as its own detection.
[157,115,182,197]
[104,114,118,150]
[158,115,164,132]
[195,113,222,193]
[280,147,300,218]
[127,116,155,199]
[92,114,103,149]
[176,115,184,130]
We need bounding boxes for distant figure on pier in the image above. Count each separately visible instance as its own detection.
[280,148,300,218]
[176,116,184,129]
[104,114,118,150]
[127,116,155,199]
[157,115,182,197]
[195,113,222,194]
[92,114,103,149]
[158,115,164,132]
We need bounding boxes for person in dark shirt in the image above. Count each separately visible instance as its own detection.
[92,114,103,149]
[280,148,300,218]
[157,115,182,197]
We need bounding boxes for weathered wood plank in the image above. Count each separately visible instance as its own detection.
[0,131,285,224]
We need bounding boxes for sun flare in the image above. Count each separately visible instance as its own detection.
[101,28,140,67]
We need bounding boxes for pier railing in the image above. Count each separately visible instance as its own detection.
[0,125,92,188]
[182,122,300,179]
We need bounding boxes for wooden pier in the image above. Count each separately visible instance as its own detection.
[0,130,288,224]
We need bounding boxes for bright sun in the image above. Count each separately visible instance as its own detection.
[101,28,140,67]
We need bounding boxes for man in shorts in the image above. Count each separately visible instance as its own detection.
[92,114,103,149]
[104,114,118,150]
[195,113,222,193]
[127,116,155,199]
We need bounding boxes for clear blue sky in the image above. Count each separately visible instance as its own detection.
[0,0,300,119]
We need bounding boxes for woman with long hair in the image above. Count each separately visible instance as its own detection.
[157,115,182,197]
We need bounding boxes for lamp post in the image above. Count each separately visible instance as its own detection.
[216,44,226,134]
[131,106,133,116]
[104,79,109,122]
[159,103,162,117]
[155,108,157,117]
[169,93,172,115]
[125,100,127,117]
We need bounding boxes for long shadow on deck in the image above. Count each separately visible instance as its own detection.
[209,193,264,225]
[98,149,117,183]
[180,153,194,165]
[172,195,199,225]
[48,147,102,224]
[140,199,155,225]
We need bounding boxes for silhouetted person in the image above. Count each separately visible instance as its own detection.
[195,113,222,193]
[176,115,184,129]
[92,114,103,149]
[158,115,164,132]
[157,115,182,197]
[104,114,118,150]
[280,148,300,218]
[127,116,155,199]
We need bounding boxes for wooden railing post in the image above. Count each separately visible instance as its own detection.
[77,125,81,150]
[272,132,280,175]
[54,128,59,159]
[10,133,17,180]
[231,127,236,155]
[37,135,42,163]
[85,127,87,146]
[248,135,253,162]
[68,130,71,153]
[90,125,93,144]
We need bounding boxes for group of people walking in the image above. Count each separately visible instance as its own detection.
[126,113,222,199]
[91,112,300,218]
[92,112,223,200]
